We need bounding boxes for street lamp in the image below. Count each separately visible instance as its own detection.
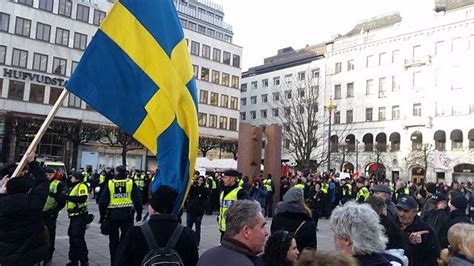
[324,97,337,172]
[218,135,224,159]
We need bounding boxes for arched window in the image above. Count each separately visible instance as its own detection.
[450,129,463,150]
[389,132,400,151]
[433,130,446,151]
[411,131,423,150]
[345,134,356,152]
[469,129,474,149]
[375,133,387,152]
[330,135,339,152]
[363,133,374,152]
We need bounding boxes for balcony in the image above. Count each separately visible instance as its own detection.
[404,55,431,69]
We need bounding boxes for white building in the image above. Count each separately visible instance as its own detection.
[0,0,242,170]
[243,0,474,183]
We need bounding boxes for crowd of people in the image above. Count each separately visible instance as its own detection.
[0,154,473,266]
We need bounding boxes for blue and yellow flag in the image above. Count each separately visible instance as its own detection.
[66,0,198,213]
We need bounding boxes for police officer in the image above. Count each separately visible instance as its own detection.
[341,177,353,204]
[355,177,370,203]
[263,174,275,217]
[65,172,90,266]
[218,169,247,240]
[99,166,142,265]
[42,167,66,266]
[133,170,146,204]
[205,175,217,215]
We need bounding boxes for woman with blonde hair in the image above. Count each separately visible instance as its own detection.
[271,187,317,251]
[295,249,358,266]
[438,223,474,266]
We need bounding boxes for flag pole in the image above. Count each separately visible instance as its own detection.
[11,89,69,178]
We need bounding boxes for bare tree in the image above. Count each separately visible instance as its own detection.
[222,139,238,160]
[5,113,43,161]
[100,126,143,166]
[198,136,220,158]
[405,143,435,179]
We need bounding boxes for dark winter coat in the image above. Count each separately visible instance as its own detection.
[114,214,199,266]
[186,184,209,216]
[380,214,408,251]
[402,215,440,266]
[198,238,264,266]
[447,210,471,231]
[448,254,474,266]
[270,202,317,252]
[422,208,449,248]
[0,162,50,266]
[353,254,391,266]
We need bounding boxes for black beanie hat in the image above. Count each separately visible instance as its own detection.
[450,196,467,211]
[150,185,178,214]
[6,177,31,194]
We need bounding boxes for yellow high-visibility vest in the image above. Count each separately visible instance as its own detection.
[294,183,304,190]
[356,187,370,202]
[218,187,241,232]
[66,183,89,217]
[321,183,329,194]
[108,179,134,208]
[263,179,273,192]
[99,174,106,185]
[43,180,60,212]
[343,183,352,196]
[133,174,145,190]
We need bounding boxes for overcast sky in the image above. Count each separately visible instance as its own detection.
[212,0,433,70]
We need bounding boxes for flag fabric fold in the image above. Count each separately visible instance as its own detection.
[66,0,198,213]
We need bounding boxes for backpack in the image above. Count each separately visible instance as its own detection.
[140,223,184,266]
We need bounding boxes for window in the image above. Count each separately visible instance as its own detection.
[260,109,267,118]
[230,97,238,109]
[219,116,227,129]
[378,52,387,65]
[76,4,90,23]
[241,83,247,92]
[284,107,291,116]
[378,77,386,98]
[250,111,256,119]
[299,105,304,114]
[0,46,6,64]
[366,79,373,95]
[29,84,45,103]
[347,82,354,97]
[412,45,422,58]
[273,77,280,86]
[346,110,353,123]
[39,0,54,12]
[192,65,199,78]
[231,76,239,89]
[366,108,373,121]
[298,88,305,98]
[312,68,320,79]
[73,32,87,50]
[285,90,292,99]
[188,21,196,31]
[55,28,69,46]
[198,113,207,127]
[435,41,447,55]
[366,55,374,67]
[451,130,463,150]
[190,41,200,55]
[392,76,399,91]
[222,73,230,86]
[262,79,268,88]
[272,108,279,117]
[199,90,208,104]
[378,107,386,121]
[200,67,209,81]
[8,80,25,100]
[392,105,400,120]
[18,0,33,6]
[36,22,51,42]
[285,74,293,84]
[49,87,62,104]
[413,103,421,117]
[211,70,220,84]
[32,53,48,72]
[220,95,228,108]
[212,48,221,62]
[272,92,279,101]
[251,81,257,90]
[298,71,305,81]
[58,0,72,17]
[240,112,246,121]
[392,50,399,63]
[12,48,28,68]
[15,17,31,37]
[202,45,211,59]
[52,57,67,75]
[261,94,268,103]
[334,84,341,99]
[250,96,257,104]
[335,62,341,74]
[223,51,231,65]
[68,92,82,108]
[347,60,355,71]
[93,10,106,26]
[240,97,246,106]
[229,118,237,131]
[209,115,217,128]
[334,111,341,124]
[0,13,9,32]
[232,54,240,68]
[210,92,218,106]
[451,37,466,52]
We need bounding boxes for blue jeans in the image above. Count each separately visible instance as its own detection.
[186,213,203,245]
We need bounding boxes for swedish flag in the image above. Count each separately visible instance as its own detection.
[66,0,198,213]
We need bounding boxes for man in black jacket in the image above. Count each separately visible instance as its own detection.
[447,195,471,229]
[186,175,209,247]
[115,185,198,265]
[99,166,143,265]
[422,193,449,248]
[397,196,440,266]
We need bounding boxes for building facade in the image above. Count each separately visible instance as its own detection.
[242,1,474,183]
[0,0,241,170]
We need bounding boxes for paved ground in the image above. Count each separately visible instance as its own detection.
[52,198,334,265]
